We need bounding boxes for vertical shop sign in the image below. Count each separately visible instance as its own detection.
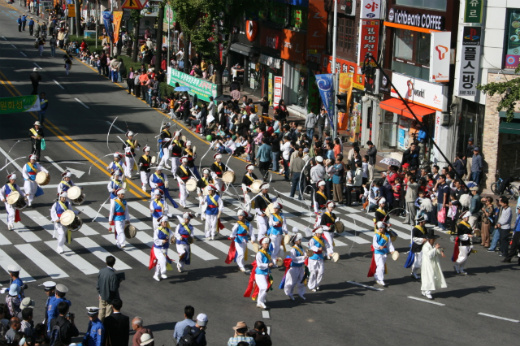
[361,0,381,19]
[358,20,380,66]
[268,72,274,106]
[430,31,451,83]
[504,9,520,70]
[457,26,481,97]
[464,0,483,24]
[274,76,283,107]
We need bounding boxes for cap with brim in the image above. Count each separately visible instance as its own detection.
[86,307,99,316]
[376,221,385,229]
[316,156,323,163]
[40,281,56,291]
[473,147,479,151]
[233,321,248,330]
[20,297,35,309]
[34,121,41,126]
[56,283,68,293]
[196,313,208,327]
[8,264,21,272]
[261,183,270,190]
[140,334,154,346]
[470,187,478,191]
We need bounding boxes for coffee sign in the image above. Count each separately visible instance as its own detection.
[387,8,444,31]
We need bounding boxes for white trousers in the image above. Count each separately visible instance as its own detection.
[4,203,15,227]
[322,231,334,256]
[24,180,37,205]
[56,223,65,253]
[269,234,283,260]
[307,258,324,290]
[204,214,218,237]
[114,220,126,247]
[214,179,224,192]
[255,274,269,304]
[284,266,306,297]
[374,253,387,283]
[235,241,246,269]
[178,182,187,207]
[124,156,134,178]
[140,171,149,191]
[256,216,268,242]
[152,217,160,230]
[411,252,422,275]
[159,147,170,167]
[153,247,168,275]
[456,245,472,268]
[176,243,189,269]
[170,157,180,177]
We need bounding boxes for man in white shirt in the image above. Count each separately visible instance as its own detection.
[281,135,292,181]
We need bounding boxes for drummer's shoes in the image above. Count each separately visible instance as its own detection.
[177,263,183,272]
[298,294,306,300]
[161,274,167,279]
[376,280,385,287]
[165,164,171,169]
[256,302,267,309]
[411,273,420,280]
[7,224,13,231]
[288,295,295,301]
[153,273,160,282]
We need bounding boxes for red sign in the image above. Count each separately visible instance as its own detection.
[122,0,146,10]
[281,29,306,64]
[246,20,258,42]
[274,76,283,107]
[307,0,327,51]
[322,55,365,90]
[358,19,380,66]
[260,27,281,50]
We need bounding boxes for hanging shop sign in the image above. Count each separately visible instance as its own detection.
[504,9,520,70]
[429,31,451,83]
[464,0,483,24]
[387,8,444,31]
[274,76,283,107]
[391,72,447,112]
[246,20,258,42]
[361,0,381,19]
[358,19,380,66]
[456,26,481,97]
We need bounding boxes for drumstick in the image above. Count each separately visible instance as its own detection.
[198,141,216,172]
[0,157,26,172]
[4,140,22,167]
[92,196,110,222]
[106,117,119,152]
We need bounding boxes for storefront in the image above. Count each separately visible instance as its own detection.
[280,29,307,108]
[258,26,283,104]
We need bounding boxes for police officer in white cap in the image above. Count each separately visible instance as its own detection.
[122,131,140,178]
[151,216,173,281]
[108,189,130,249]
[46,283,71,332]
[0,173,25,230]
[83,307,105,346]
[201,185,222,240]
[229,210,253,273]
[51,191,78,253]
[40,281,56,325]
[7,264,24,299]
[174,213,194,273]
[22,154,48,207]
[138,146,152,192]
[310,156,325,189]
[284,233,307,300]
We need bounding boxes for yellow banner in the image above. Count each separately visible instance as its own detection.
[338,73,354,131]
[113,11,123,44]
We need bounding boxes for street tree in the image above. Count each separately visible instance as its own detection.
[478,66,520,122]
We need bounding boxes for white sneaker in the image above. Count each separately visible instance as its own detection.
[7,223,13,231]
[161,274,167,279]
[239,267,246,273]
[153,274,160,281]
[422,291,433,299]
[376,280,385,286]
[57,249,64,254]
[120,244,126,249]
[177,263,183,272]
[311,288,317,292]
[460,270,468,275]
[256,302,267,309]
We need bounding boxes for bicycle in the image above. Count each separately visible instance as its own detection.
[490,170,519,200]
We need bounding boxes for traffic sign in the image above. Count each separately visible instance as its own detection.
[122,0,146,10]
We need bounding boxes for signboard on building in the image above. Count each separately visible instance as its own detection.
[307,0,327,51]
[387,8,444,31]
[168,68,217,102]
[67,4,75,17]
[504,9,520,70]
[457,26,481,97]
[281,29,306,64]
[391,72,447,112]
[358,19,380,66]
[464,0,483,24]
[274,76,283,107]
[361,0,380,19]
[322,55,364,90]
[430,31,451,83]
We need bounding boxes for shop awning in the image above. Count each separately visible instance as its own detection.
[499,121,520,134]
[230,43,257,57]
[379,98,435,121]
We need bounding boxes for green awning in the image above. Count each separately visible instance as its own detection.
[499,111,520,119]
[499,121,520,134]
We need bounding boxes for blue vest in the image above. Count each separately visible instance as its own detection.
[176,224,193,245]
[255,251,271,275]
[291,246,304,267]
[205,194,219,215]
[25,163,37,181]
[155,227,171,249]
[83,319,104,346]
[235,222,249,244]
[109,180,123,199]
[267,213,283,236]
[59,180,74,192]
[4,183,18,195]
[109,161,124,174]
[113,199,127,221]
[55,201,70,217]
[309,237,324,260]
[151,199,166,218]
[374,233,390,255]
[151,173,166,189]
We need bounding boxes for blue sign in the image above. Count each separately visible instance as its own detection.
[315,74,335,131]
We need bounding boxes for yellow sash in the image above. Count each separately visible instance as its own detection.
[114,198,126,211]
[202,177,209,186]
[214,162,222,170]
[246,174,254,182]
[181,223,192,236]
[416,225,425,234]
[162,129,171,137]
[317,191,327,200]
[27,162,37,172]
[142,154,149,161]
[237,221,249,232]
[30,128,41,139]
[293,245,304,256]
[7,183,16,192]
[376,231,389,242]
[126,139,136,149]
[60,180,71,188]
[173,140,181,147]
[325,212,335,222]
[272,213,282,224]
[312,236,325,248]
[158,226,170,237]
[376,208,387,216]
[260,249,272,262]
[58,201,68,211]
[460,221,471,228]
[155,172,164,182]
[111,178,122,189]
[209,194,218,207]
[155,199,164,209]
[180,165,188,176]
[114,161,123,172]
[185,148,193,156]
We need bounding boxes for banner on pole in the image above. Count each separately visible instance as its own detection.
[103,11,113,43]
[315,74,335,131]
[0,95,41,114]
[112,11,123,44]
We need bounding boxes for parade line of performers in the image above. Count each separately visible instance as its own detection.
[2,122,488,308]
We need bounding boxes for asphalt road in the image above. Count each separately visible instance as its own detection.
[1,4,519,346]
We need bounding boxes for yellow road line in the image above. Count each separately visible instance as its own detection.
[0,70,149,200]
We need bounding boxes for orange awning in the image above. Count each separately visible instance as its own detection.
[379,99,435,121]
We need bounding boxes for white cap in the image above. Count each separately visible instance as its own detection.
[127,131,134,137]
[237,210,247,217]
[207,185,216,191]
[214,153,222,160]
[260,237,270,244]
[56,283,68,293]
[62,171,72,178]
[86,306,100,316]
[378,198,386,205]
[182,212,191,220]
[203,168,210,174]
[292,233,303,242]
[376,221,385,229]
[59,192,68,198]
[181,157,188,163]
[116,189,126,195]
[461,211,471,219]
[318,180,326,187]
[153,189,162,196]
[34,121,41,126]
[314,227,323,234]
[246,164,254,171]
[7,174,16,180]
[160,216,169,223]
[40,281,57,291]
[326,201,335,208]
[261,183,270,190]
[140,334,154,346]
[272,202,281,210]
[29,154,37,160]
[186,140,191,146]
[113,153,120,158]
[7,264,21,272]
[316,156,324,163]
[196,313,208,327]
[143,146,150,152]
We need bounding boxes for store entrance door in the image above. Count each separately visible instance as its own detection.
[381,111,398,149]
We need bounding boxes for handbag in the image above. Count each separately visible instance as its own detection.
[41,138,46,151]
[437,207,446,224]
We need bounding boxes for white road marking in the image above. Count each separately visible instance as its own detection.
[102,235,150,267]
[41,181,108,189]
[74,237,131,270]
[45,240,99,275]
[24,209,98,237]
[0,145,24,173]
[407,296,445,306]
[0,248,35,282]
[44,156,65,172]
[74,98,90,109]
[20,51,27,57]
[77,205,109,229]
[478,313,519,323]
[15,244,69,279]
[262,310,270,319]
[346,280,384,291]
[53,79,64,89]
[0,230,12,245]
[33,62,42,69]
[105,121,125,133]
[348,213,409,239]
[0,215,41,242]
[10,44,16,49]
[1,36,7,41]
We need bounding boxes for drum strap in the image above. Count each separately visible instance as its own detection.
[115,198,126,211]
[312,236,325,249]
[237,221,249,232]
[159,226,170,237]
[154,172,165,182]
[260,249,272,263]
[185,148,193,156]
[179,165,188,176]
[246,174,254,182]
[293,245,304,256]
[325,212,335,223]
[7,183,16,193]
[60,180,71,188]
[58,201,68,211]
[181,223,191,236]
[317,191,327,201]
[376,231,389,244]
[27,162,37,173]
[114,161,123,172]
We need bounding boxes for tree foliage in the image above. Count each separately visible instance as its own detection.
[477,66,520,122]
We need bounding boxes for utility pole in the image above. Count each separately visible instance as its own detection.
[155,2,164,72]
[331,0,338,139]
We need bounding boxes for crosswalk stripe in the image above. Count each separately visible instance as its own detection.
[15,244,69,279]
[24,210,98,237]
[74,237,132,271]
[127,201,151,218]
[76,205,109,229]
[102,204,150,231]
[44,241,99,275]
[0,248,35,282]
[102,235,150,267]
[0,226,12,245]
[338,231,371,244]
[0,214,42,242]
[347,213,409,239]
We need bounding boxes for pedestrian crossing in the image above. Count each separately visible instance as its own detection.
[0,187,420,282]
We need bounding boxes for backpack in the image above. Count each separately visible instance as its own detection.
[178,325,202,346]
[49,323,63,346]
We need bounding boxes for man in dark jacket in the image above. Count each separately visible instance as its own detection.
[30,68,41,95]
[97,256,123,322]
[103,299,129,346]
[50,302,79,346]
[402,143,420,169]
[247,321,272,346]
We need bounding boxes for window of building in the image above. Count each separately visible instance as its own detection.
[395,0,446,11]
[337,16,357,60]
[392,29,430,80]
